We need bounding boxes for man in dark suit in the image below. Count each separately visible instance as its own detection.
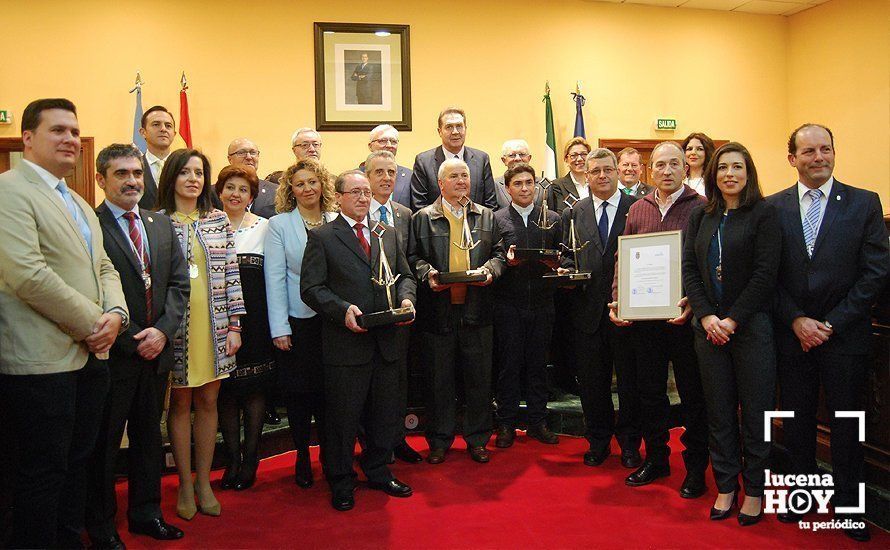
[226,137,278,219]
[561,149,637,467]
[301,170,417,512]
[410,107,497,211]
[350,53,380,104]
[616,147,653,199]
[493,139,542,210]
[366,151,422,463]
[86,144,190,547]
[768,124,888,542]
[359,125,412,207]
[137,106,175,210]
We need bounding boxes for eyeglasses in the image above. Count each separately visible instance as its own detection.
[230,149,260,158]
[587,167,617,176]
[294,142,323,150]
[371,138,399,145]
[505,152,530,159]
[568,152,588,160]
[342,189,372,199]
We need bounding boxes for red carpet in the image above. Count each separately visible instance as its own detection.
[116,430,887,548]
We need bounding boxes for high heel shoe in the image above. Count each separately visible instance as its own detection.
[195,483,221,517]
[176,484,197,521]
[295,450,313,489]
[220,457,240,490]
[709,492,738,521]
[234,457,258,491]
[738,497,764,526]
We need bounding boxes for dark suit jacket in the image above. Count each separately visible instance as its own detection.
[623,182,654,199]
[301,215,417,366]
[138,155,157,210]
[250,179,279,219]
[547,174,585,215]
[359,162,413,208]
[391,201,411,252]
[682,201,781,326]
[767,179,889,355]
[96,204,190,375]
[493,205,561,309]
[561,193,635,334]
[410,146,497,211]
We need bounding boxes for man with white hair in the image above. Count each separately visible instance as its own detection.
[359,125,412,207]
[494,139,542,210]
[226,137,278,219]
[291,128,322,161]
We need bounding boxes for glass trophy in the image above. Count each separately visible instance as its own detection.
[356,222,415,329]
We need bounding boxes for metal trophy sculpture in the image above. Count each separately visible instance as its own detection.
[437,195,489,284]
[356,222,415,329]
[513,175,561,263]
[544,194,592,282]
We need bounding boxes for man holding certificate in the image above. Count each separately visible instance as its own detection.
[608,142,709,499]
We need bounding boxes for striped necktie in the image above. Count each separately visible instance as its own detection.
[802,189,823,257]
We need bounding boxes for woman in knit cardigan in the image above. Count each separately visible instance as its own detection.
[157,149,245,520]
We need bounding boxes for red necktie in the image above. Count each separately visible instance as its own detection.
[354,222,371,258]
[123,212,153,322]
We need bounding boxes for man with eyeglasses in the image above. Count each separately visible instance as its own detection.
[559,149,637,469]
[410,107,497,211]
[226,138,278,219]
[616,147,653,199]
[359,124,412,208]
[493,139,543,210]
[292,128,323,161]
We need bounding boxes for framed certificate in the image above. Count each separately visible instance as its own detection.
[617,230,683,321]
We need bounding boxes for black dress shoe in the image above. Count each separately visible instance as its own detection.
[495,425,515,448]
[526,422,559,444]
[468,446,491,463]
[777,511,804,523]
[295,450,313,488]
[620,449,642,469]
[393,441,423,463]
[368,478,413,497]
[234,458,258,490]
[737,509,764,526]
[220,461,239,490]
[709,492,737,521]
[837,514,871,542]
[583,447,610,467]
[625,461,670,486]
[128,518,184,540]
[679,472,707,499]
[331,492,354,512]
[427,448,446,464]
[90,533,126,550]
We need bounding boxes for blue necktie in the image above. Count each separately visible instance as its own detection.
[802,189,822,257]
[56,180,92,256]
[378,205,389,225]
[598,202,609,248]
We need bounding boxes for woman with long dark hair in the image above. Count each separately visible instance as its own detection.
[682,132,716,197]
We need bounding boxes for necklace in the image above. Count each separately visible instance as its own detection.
[304,218,323,228]
[716,213,727,282]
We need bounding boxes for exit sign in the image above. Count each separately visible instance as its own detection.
[0,110,11,125]
[656,118,676,130]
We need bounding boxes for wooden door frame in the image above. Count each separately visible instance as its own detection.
[0,137,95,205]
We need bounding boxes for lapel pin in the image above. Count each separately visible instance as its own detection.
[835,195,840,201]
[261,188,267,193]
[147,216,153,222]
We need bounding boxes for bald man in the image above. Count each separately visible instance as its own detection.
[226,138,278,219]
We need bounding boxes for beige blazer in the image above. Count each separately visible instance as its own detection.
[0,162,127,375]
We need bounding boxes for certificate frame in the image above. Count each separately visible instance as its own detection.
[617,230,683,321]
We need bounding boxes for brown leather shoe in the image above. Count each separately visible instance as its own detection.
[495,425,515,448]
[468,446,491,463]
[427,448,446,464]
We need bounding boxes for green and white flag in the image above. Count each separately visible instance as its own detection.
[543,82,558,180]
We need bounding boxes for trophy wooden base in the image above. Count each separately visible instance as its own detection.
[437,269,487,284]
[542,271,591,286]
[513,248,560,262]
[357,306,415,329]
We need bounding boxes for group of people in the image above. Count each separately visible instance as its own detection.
[0,98,886,549]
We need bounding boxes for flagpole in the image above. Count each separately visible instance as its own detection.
[130,72,146,152]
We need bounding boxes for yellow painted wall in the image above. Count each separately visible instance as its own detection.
[787,0,890,209]
[0,0,881,211]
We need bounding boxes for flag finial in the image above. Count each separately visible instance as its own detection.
[129,72,144,94]
[180,72,188,91]
[545,81,551,95]
[575,80,582,95]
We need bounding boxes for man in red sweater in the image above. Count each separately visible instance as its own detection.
[609,141,710,499]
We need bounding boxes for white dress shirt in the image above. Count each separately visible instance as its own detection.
[684,176,706,197]
[570,172,589,199]
[370,198,395,226]
[441,145,465,161]
[797,177,834,237]
[511,202,535,227]
[341,213,371,243]
[618,181,641,195]
[591,189,622,238]
[654,186,686,219]
[145,150,169,183]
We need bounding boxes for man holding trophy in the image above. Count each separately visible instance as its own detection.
[408,158,506,464]
[301,170,416,512]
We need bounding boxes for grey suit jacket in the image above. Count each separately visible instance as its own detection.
[250,179,279,219]
[410,146,497,211]
[358,162,413,208]
[622,181,654,200]
[494,175,544,210]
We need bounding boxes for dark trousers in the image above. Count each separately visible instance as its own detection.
[576,310,615,453]
[550,289,579,392]
[287,391,326,452]
[324,352,400,495]
[423,315,493,450]
[694,313,775,496]
[85,358,168,540]
[778,348,866,507]
[494,302,553,428]
[0,356,109,548]
[281,316,326,456]
[632,322,709,473]
[613,325,642,453]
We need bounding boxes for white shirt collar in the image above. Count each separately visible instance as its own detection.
[655,185,685,205]
[441,145,465,161]
[370,197,394,219]
[511,202,535,217]
[22,159,65,191]
[145,150,169,166]
[618,181,639,194]
[104,199,140,220]
[592,189,622,211]
[797,177,834,202]
[340,212,367,228]
[441,197,463,218]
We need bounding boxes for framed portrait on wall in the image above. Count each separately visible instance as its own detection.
[313,22,412,131]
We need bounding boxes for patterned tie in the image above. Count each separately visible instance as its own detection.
[56,180,92,255]
[802,189,823,257]
[378,205,389,225]
[123,212,153,321]
[354,222,371,258]
[598,202,610,249]
[621,187,632,195]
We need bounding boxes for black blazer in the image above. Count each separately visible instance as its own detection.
[301,214,417,366]
[138,154,158,210]
[561,193,635,334]
[410,146,497,211]
[682,201,781,327]
[767,179,889,355]
[493,205,561,309]
[96,204,190,375]
[547,174,584,215]
[250,179,279,219]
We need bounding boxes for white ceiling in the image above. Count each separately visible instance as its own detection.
[595,0,830,16]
